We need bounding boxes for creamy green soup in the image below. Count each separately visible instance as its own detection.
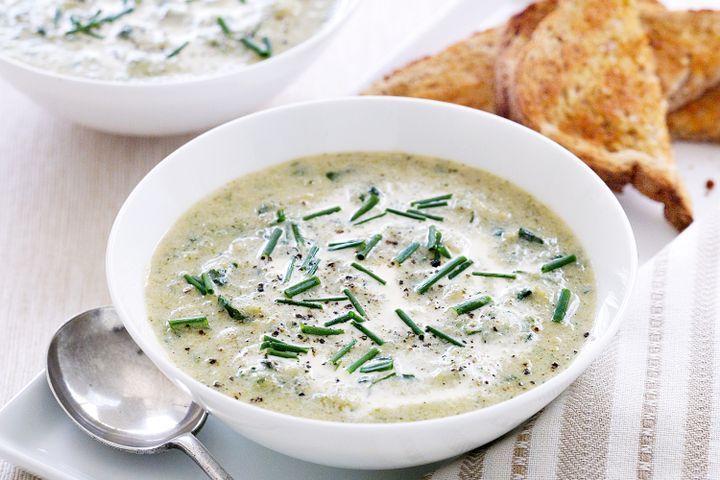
[0,0,336,81]
[145,152,596,423]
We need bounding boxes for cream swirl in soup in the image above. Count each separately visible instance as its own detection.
[0,0,336,81]
[145,152,596,423]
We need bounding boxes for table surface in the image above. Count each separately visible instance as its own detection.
[1,0,719,478]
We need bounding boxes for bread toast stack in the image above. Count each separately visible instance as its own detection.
[366,0,720,231]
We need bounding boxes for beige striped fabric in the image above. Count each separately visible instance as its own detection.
[426,208,720,480]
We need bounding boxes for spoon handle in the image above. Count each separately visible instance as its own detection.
[170,432,234,480]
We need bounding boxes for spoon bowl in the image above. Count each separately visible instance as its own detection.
[46,306,232,479]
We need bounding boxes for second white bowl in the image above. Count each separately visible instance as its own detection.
[0,0,357,136]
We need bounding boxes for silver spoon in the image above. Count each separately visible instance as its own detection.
[46,306,233,480]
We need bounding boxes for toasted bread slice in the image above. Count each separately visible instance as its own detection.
[641,6,720,110]
[497,0,692,231]
[365,2,720,116]
[668,84,720,142]
[363,28,500,112]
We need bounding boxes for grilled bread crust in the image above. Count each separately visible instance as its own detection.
[496,0,692,230]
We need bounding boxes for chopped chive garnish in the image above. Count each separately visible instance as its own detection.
[275,298,323,310]
[517,288,533,300]
[240,36,272,58]
[472,271,517,279]
[291,223,304,247]
[553,288,572,323]
[303,206,341,221]
[324,311,365,327]
[371,372,396,385]
[386,208,426,221]
[275,209,286,224]
[168,316,208,330]
[518,227,544,244]
[359,357,393,373]
[300,245,319,270]
[356,234,382,260]
[65,7,134,37]
[201,272,215,295]
[415,201,448,209]
[415,255,467,294]
[407,209,443,222]
[166,40,189,59]
[302,296,347,303]
[260,227,283,258]
[218,295,246,320]
[350,262,387,285]
[343,288,367,317]
[448,259,474,280]
[425,325,464,347]
[184,274,207,295]
[260,337,309,354]
[307,259,320,276]
[330,339,357,365]
[324,312,353,327]
[283,256,296,284]
[427,226,439,250]
[452,295,492,315]
[217,16,232,36]
[411,194,453,206]
[351,321,384,345]
[347,347,380,373]
[284,276,320,298]
[350,193,380,221]
[265,348,298,359]
[328,239,365,251]
[300,324,344,336]
[393,241,420,264]
[353,211,387,226]
[437,245,451,258]
[394,309,423,336]
[541,254,577,273]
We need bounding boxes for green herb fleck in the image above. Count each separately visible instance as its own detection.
[166,40,189,59]
[541,254,577,273]
[553,288,572,323]
[284,276,321,298]
[518,227,544,244]
[347,347,379,373]
[452,295,492,315]
[303,206,341,221]
[218,295,246,321]
[425,325,464,347]
[350,262,386,285]
[300,324,344,336]
[168,316,208,330]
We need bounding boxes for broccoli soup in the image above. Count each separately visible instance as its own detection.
[0,0,336,81]
[145,152,596,423]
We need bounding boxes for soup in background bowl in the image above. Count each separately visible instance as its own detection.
[0,0,337,81]
[107,97,636,469]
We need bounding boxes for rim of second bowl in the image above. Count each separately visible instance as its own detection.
[0,0,359,88]
[107,96,638,431]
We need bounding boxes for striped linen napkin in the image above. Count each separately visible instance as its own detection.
[425,208,720,479]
